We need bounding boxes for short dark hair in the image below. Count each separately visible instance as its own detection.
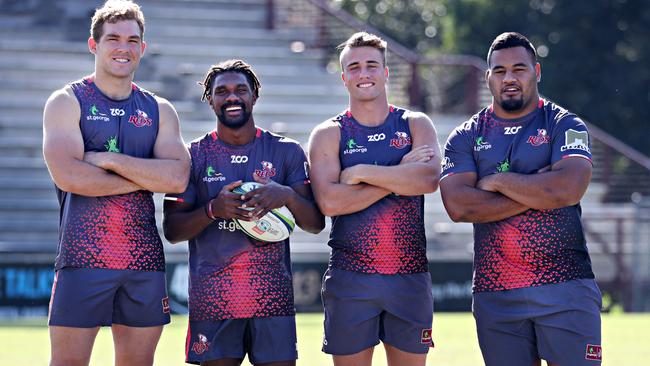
[90,0,145,41]
[338,32,387,66]
[487,32,537,66]
[199,59,262,102]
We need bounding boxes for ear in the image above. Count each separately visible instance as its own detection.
[384,66,389,78]
[341,72,346,83]
[88,37,97,55]
[252,94,258,106]
[485,69,490,87]
[535,62,541,82]
[141,40,147,56]
[206,95,212,103]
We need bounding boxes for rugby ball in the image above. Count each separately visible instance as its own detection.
[232,182,295,242]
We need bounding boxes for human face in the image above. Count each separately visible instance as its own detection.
[208,72,257,129]
[89,20,146,79]
[340,46,388,102]
[486,46,541,118]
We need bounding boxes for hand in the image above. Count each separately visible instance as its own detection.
[240,174,294,219]
[209,180,252,221]
[476,174,500,192]
[83,151,113,170]
[340,165,363,185]
[400,145,435,164]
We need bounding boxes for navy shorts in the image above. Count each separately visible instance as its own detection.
[473,278,602,366]
[321,268,434,355]
[186,316,298,364]
[48,267,171,328]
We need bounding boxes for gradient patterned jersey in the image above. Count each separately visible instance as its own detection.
[328,106,428,274]
[55,77,164,271]
[166,128,308,320]
[441,99,595,292]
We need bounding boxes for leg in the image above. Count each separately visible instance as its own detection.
[112,324,163,366]
[255,361,296,366]
[384,343,426,366]
[248,316,298,366]
[332,347,374,366]
[49,326,100,366]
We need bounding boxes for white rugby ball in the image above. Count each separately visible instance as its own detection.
[232,182,295,242]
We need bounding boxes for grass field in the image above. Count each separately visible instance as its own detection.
[0,312,647,365]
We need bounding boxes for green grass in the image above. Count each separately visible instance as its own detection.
[0,313,647,365]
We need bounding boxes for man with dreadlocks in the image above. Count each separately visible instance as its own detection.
[163,59,324,366]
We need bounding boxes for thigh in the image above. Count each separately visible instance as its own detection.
[381,272,434,354]
[248,316,298,364]
[384,343,427,366]
[49,326,100,366]
[332,348,374,366]
[48,268,118,327]
[321,268,382,355]
[112,324,163,366]
[113,270,171,327]
[473,291,539,366]
[187,319,247,364]
[535,279,602,365]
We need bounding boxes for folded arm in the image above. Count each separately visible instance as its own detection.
[440,172,529,223]
[43,87,143,196]
[340,112,441,195]
[83,97,190,194]
[308,122,390,217]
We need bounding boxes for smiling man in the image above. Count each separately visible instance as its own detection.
[439,32,601,366]
[308,32,441,366]
[162,59,324,366]
[42,1,190,365]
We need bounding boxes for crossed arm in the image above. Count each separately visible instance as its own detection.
[439,157,592,223]
[308,113,441,217]
[43,88,190,196]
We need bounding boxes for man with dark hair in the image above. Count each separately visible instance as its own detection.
[43,1,190,365]
[163,59,324,366]
[440,31,602,366]
[309,32,441,366]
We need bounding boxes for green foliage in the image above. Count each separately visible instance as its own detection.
[334,0,650,156]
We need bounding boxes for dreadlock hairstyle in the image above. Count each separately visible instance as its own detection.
[199,59,261,102]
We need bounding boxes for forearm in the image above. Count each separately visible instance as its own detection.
[443,185,528,223]
[163,205,213,243]
[315,183,390,217]
[285,190,325,234]
[48,158,143,196]
[491,171,587,210]
[356,163,439,195]
[104,153,189,193]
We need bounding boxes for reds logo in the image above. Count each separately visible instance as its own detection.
[191,334,210,355]
[128,109,153,127]
[527,129,550,146]
[389,131,412,149]
[254,161,276,178]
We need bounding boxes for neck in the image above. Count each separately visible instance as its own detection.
[216,118,257,145]
[348,96,390,126]
[92,69,134,100]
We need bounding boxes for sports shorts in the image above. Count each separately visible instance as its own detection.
[48,267,170,327]
[321,267,434,355]
[473,278,602,366]
[186,316,298,365]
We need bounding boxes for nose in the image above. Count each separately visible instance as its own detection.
[503,69,516,83]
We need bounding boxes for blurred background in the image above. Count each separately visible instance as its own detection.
[0,0,649,322]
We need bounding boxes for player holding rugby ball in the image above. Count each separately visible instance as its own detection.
[163,59,324,366]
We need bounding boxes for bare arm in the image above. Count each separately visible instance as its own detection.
[477,157,592,210]
[84,97,190,194]
[308,122,390,217]
[339,112,441,195]
[43,87,143,196]
[241,174,325,234]
[439,172,529,223]
[163,180,251,243]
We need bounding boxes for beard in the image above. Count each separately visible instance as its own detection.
[500,96,525,112]
[216,102,251,129]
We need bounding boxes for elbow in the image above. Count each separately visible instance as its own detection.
[162,225,183,244]
[306,217,326,234]
[442,201,470,223]
[425,176,440,194]
[167,175,189,194]
[318,201,341,217]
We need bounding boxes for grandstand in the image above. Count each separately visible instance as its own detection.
[0,0,649,312]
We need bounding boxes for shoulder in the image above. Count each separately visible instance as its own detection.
[310,116,342,139]
[402,109,433,127]
[45,85,79,114]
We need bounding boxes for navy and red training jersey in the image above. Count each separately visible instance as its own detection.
[55,77,164,271]
[441,99,595,292]
[327,106,428,275]
[166,128,308,321]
